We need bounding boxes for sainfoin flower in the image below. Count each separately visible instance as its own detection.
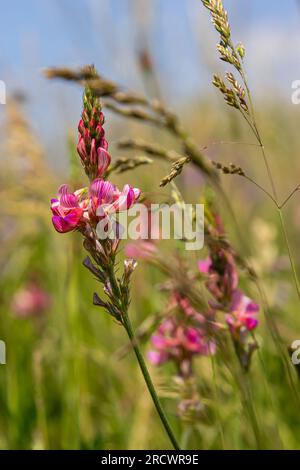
[125,241,158,260]
[12,282,51,318]
[51,185,88,233]
[77,96,111,180]
[51,180,140,235]
[226,290,259,333]
[198,254,259,332]
[198,210,259,369]
[51,77,140,236]
[148,292,216,377]
[124,202,160,260]
[50,78,141,279]
[198,250,238,309]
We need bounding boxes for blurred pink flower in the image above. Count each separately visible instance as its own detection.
[148,318,216,374]
[148,293,216,377]
[125,241,158,260]
[198,232,259,370]
[226,290,259,333]
[198,251,238,308]
[124,203,160,260]
[12,282,51,318]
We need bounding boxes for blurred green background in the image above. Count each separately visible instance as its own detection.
[1,0,300,449]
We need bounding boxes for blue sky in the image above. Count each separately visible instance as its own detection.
[1,0,300,169]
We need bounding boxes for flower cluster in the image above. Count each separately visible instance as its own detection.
[51,81,140,239]
[51,180,140,235]
[50,81,140,320]
[77,87,111,181]
[199,210,259,369]
[148,292,216,378]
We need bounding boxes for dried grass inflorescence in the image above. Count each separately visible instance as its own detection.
[202,1,250,120]
[212,160,245,176]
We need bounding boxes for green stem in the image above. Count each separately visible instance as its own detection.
[278,209,300,303]
[238,58,300,307]
[256,133,300,305]
[122,312,180,450]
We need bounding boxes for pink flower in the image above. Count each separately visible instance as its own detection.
[226,290,259,333]
[147,350,168,366]
[89,179,140,216]
[77,108,111,179]
[50,179,141,236]
[51,185,87,233]
[198,258,212,275]
[172,293,201,319]
[124,203,160,260]
[198,250,238,308]
[88,178,115,220]
[125,241,158,260]
[111,184,141,212]
[148,293,216,376]
[185,327,216,355]
[149,318,215,373]
[12,282,51,318]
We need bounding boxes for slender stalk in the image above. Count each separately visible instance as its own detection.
[239,371,263,449]
[279,186,300,209]
[122,311,180,450]
[240,67,300,305]
[106,262,179,449]
[211,356,225,449]
[223,46,300,319]
[278,210,300,302]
